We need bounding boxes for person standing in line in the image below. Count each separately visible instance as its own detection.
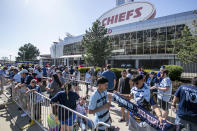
[90,66,96,86]
[152,69,172,120]
[120,75,164,131]
[62,66,70,82]
[97,69,102,79]
[47,73,62,98]
[72,66,80,94]
[13,68,21,83]
[102,65,116,93]
[157,66,165,83]
[51,83,79,131]
[85,69,92,98]
[148,71,159,102]
[172,77,197,131]
[118,70,133,126]
[88,77,112,131]
[25,79,42,126]
[34,66,43,82]
[56,70,66,86]
[42,65,48,77]
[0,66,8,93]
[69,65,74,75]
[126,69,132,80]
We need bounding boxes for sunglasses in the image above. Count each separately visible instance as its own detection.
[134,82,139,85]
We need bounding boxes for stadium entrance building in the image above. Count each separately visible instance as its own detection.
[50,0,197,72]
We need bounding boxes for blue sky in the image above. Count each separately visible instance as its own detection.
[0,0,196,60]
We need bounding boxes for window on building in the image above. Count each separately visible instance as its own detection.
[151,41,158,54]
[158,41,166,54]
[137,31,143,43]
[144,42,151,54]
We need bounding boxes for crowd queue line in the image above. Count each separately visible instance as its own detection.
[0,64,197,131]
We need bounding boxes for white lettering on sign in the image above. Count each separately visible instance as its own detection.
[99,2,156,28]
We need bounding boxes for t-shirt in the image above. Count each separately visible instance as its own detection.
[119,77,131,94]
[49,80,62,98]
[24,75,34,85]
[76,104,86,115]
[88,90,110,130]
[73,70,80,81]
[146,77,158,87]
[127,73,132,80]
[85,72,92,83]
[51,91,79,121]
[62,71,70,81]
[69,68,74,75]
[158,77,172,102]
[130,83,151,106]
[34,69,43,78]
[42,67,48,77]
[13,73,21,83]
[174,85,197,122]
[0,69,6,77]
[130,84,156,129]
[102,70,116,91]
[59,76,66,85]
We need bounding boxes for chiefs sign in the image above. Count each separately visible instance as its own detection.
[99,2,156,28]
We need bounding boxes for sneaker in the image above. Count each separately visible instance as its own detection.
[21,113,27,117]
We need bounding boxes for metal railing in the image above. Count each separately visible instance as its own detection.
[0,76,110,131]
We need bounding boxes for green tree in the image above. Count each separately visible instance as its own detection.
[82,20,111,67]
[173,25,197,64]
[16,43,40,61]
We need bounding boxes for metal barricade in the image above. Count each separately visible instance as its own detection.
[11,84,97,131]
[152,92,176,123]
[69,79,94,98]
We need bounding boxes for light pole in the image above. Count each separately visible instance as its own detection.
[9,55,12,64]
[23,51,26,61]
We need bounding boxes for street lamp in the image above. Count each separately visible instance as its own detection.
[9,55,12,64]
[23,51,26,61]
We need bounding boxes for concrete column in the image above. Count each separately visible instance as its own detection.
[135,59,139,69]
[67,58,69,67]
[64,58,66,65]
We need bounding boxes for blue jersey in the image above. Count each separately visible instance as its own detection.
[88,90,110,130]
[51,91,79,121]
[102,70,116,91]
[174,85,197,122]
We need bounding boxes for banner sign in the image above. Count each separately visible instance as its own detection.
[99,2,156,28]
[112,93,174,131]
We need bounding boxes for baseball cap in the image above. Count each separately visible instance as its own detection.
[20,69,28,74]
[150,71,155,75]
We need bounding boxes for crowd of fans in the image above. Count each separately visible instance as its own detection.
[0,63,196,131]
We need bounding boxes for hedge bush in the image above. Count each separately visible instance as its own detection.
[78,67,90,74]
[79,67,161,80]
[165,65,184,81]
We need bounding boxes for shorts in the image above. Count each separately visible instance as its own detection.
[60,113,76,126]
[158,99,169,110]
